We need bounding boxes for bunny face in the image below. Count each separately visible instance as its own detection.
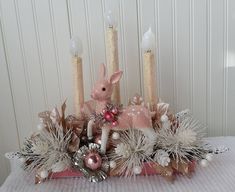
[91,79,113,101]
[91,64,123,102]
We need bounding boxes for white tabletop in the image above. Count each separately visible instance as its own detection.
[1,137,235,192]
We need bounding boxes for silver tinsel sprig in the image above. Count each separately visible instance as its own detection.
[109,129,154,176]
[155,115,209,162]
[20,123,72,173]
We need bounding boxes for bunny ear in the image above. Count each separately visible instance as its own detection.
[99,63,106,79]
[109,71,123,84]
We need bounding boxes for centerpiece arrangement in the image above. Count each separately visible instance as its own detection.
[6,10,228,184]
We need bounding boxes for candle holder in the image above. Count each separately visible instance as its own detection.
[5,15,228,186]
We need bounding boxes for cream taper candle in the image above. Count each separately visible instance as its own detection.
[142,28,158,106]
[105,10,121,104]
[70,37,84,115]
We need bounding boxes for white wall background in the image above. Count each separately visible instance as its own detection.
[0,0,235,185]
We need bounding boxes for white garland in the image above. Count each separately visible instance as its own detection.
[21,123,72,173]
[156,115,207,162]
[109,129,154,176]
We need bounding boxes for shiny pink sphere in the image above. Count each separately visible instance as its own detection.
[104,111,114,122]
[111,108,118,115]
[84,152,102,170]
[112,121,118,127]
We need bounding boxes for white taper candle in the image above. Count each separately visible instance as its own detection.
[142,28,158,107]
[70,36,84,115]
[105,10,121,104]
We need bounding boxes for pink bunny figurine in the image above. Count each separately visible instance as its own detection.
[87,64,156,153]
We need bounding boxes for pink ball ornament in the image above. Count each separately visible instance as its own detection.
[104,111,114,122]
[84,152,102,171]
[112,121,118,127]
[111,108,118,115]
